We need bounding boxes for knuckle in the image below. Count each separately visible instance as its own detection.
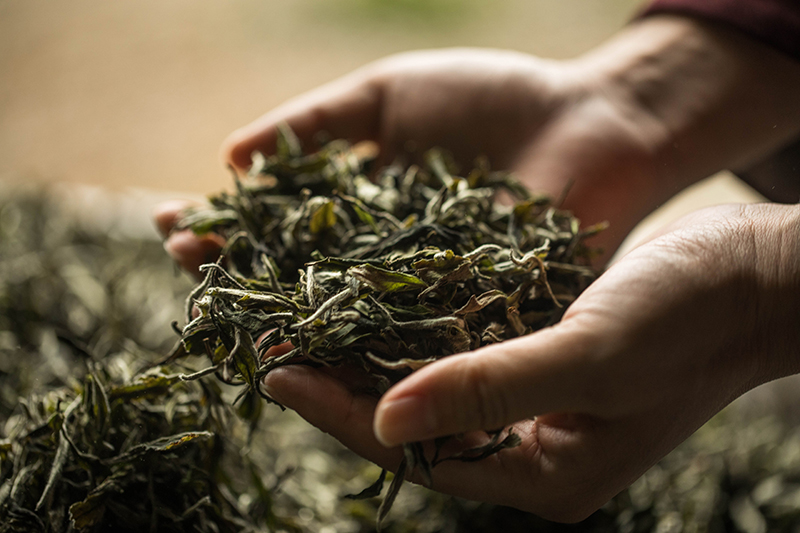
[459,358,508,430]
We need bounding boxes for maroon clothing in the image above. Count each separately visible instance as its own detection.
[643,0,800,61]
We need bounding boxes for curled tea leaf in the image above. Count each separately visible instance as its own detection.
[174,125,604,526]
[348,264,428,294]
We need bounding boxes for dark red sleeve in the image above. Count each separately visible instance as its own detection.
[642,0,800,60]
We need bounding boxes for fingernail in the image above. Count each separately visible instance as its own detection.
[163,231,188,261]
[152,199,193,236]
[163,237,176,258]
[373,395,437,447]
[261,370,289,405]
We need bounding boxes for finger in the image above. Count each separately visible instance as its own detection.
[163,229,225,279]
[152,199,199,237]
[260,365,549,505]
[373,318,601,447]
[261,365,402,468]
[221,69,384,170]
[262,365,634,519]
[261,341,293,360]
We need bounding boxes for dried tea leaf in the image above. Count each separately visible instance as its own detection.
[345,469,387,500]
[173,125,605,525]
[108,431,213,464]
[453,289,507,316]
[108,372,182,401]
[348,264,429,293]
[68,475,124,531]
[377,457,407,532]
[230,325,259,389]
[309,199,337,234]
[434,429,522,465]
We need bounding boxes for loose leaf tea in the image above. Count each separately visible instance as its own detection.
[0,188,288,533]
[0,367,235,533]
[2,174,800,533]
[175,126,604,524]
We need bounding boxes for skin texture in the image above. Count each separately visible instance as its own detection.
[154,14,800,522]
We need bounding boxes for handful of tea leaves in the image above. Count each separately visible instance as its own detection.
[176,126,604,523]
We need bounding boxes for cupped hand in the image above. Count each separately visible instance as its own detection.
[260,202,800,521]
[156,47,674,274]
[150,15,800,521]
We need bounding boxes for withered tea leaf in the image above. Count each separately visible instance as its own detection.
[348,263,429,293]
[174,125,604,523]
[230,325,259,389]
[68,474,125,530]
[108,372,182,401]
[309,199,337,234]
[453,289,507,316]
[377,458,407,532]
[345,469,388,501]
[107,431,213,464]
[433,429,522,466]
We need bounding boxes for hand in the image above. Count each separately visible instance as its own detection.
[152,13,800,521]
[155,45,677,270]
[156,15,800,274]
[260,202,800,521]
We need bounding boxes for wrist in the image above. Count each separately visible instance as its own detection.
[638,203,800,400]
[575,14,800,194]
[750,204,800,381]
[714,203,800,390]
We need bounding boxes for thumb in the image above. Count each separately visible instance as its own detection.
[372,319,598,447]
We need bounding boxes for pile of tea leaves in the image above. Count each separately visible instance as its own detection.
[2,175,800,532]
[0,186,293,533]
[173,127,604,522]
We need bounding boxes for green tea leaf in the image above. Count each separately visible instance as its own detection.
[108,373,181,401]
[309,199,337,234]
[108,431,213,464]
[230,326,259,389]
[348,264,428,293]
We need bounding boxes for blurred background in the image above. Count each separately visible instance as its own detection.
[2,3,799,530]
[2,0,644,194]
